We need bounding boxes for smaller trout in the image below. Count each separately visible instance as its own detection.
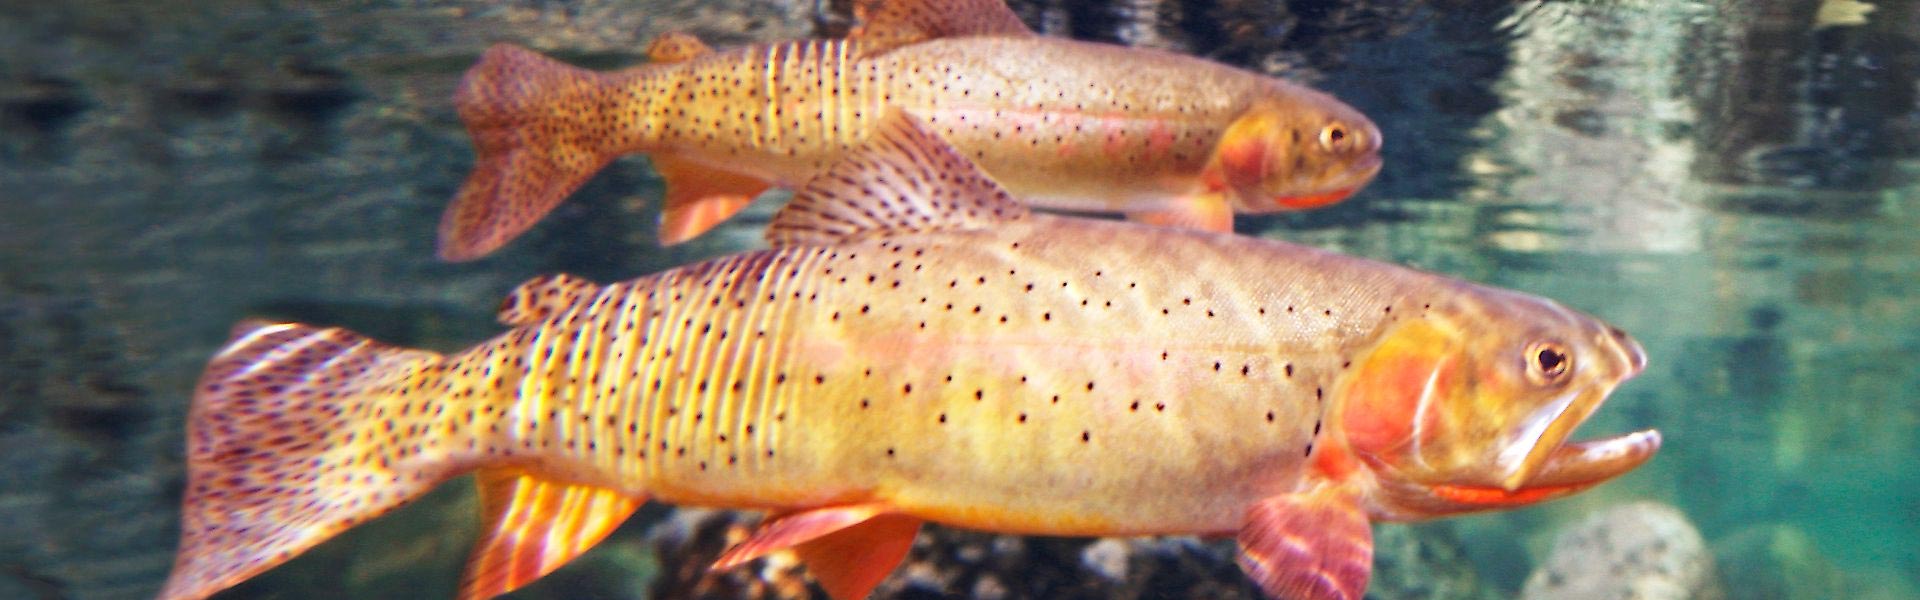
[438,0,1382,259]
[160,113,1651,600]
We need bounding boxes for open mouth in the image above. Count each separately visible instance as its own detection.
[1272,188,1358,210]
[1516,429,1662,488]
[1497,331,1655,491]
[1426,429,1660,507]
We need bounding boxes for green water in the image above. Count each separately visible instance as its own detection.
[0,1,1914,599]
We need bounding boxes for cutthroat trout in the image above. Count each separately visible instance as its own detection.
[438,0,1382,259]
[161,114,1651,600]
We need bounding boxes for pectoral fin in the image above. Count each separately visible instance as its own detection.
[458,469,643,600]
[713,503,922,600]
[1236,486,1373,600]
[1127,194,1234,233]
[653,154,772,245]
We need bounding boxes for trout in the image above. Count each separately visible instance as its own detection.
[438,0,1382,259]
[160,113,1652,600]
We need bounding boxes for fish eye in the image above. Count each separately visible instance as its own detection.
[1525,342,1571,383]
[1318,124,1350,151]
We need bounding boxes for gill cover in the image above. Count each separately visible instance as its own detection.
[1211,101,1382,212]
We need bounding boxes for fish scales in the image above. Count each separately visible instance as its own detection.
[617,37,1307,206]
[162,112,1656,600]
[439,218,1443,536]
[438,0,1382,257]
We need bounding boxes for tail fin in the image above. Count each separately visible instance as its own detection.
[440,44,617,261]
[158,321,467,600]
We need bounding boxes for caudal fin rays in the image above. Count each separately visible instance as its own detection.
[158,322,458,600]
[440,44,617,261]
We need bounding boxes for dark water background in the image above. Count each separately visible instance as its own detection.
[1,0,1915,598]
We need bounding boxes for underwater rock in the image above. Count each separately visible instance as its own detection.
[643,509,1493,599]
[1520,501,1723,600]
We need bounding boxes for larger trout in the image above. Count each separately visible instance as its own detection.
[161,114,1653,600]
[439,0,1382,259]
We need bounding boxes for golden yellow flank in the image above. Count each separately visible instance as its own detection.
[161,113,1653,600]
[438,0,1382,259]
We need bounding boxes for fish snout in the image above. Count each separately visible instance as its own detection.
[1360,121,1384,155]
[1601,325,1647,378]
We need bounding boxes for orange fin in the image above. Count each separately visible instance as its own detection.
[496,273,602,327]
[713,503,921,600]
[766,109,1028,248]
[457,469,643,600]
[158,321,454,600]
[1127,195,1235,233]
[1236,486,1374,600]
[440,44,615,261]
[850,0,1033,53]
[647,31,713,63]
[653,154,772,245]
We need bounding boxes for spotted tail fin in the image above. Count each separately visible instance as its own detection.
[440,44,621,261]
[158,321,478,600]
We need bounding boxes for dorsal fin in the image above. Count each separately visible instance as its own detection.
[766,110,1029,248]
[496,273,601,327]
[647,31,714,63]
[849,0,1034,54]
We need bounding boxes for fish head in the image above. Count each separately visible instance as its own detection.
[1212,91,1383,212]
[1327,291,1658,519]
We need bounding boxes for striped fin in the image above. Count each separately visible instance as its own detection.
[766,110,1027,248]
[1236,485,1374,600]
[496,273,601,327]
[850,0,1033,53]
[158,321,460,600]
[712,503,922,600]
[457,469,643,600]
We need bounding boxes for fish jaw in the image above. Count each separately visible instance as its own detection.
[1425,429,1660,510]
[1329,297,1659,521]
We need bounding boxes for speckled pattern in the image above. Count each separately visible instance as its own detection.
[161,116,1650,600]
[437,0,1381,258]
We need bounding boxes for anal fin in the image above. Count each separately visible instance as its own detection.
[652,154,772,245]
[713,503,922,600]
[1236,486,1374,600]
[459,469,643,600]
[1127,194,1234,233]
